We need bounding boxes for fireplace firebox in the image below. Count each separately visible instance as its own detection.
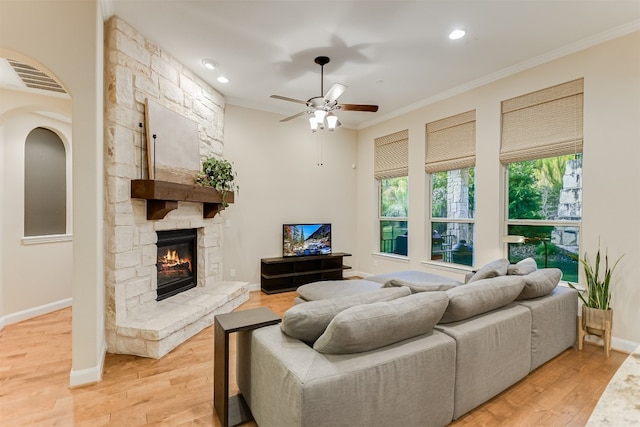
[156,229,197,301]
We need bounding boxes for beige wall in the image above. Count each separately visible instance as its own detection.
[0,90,73,319]
[223,105,359,284]
[355,31,640,349]
[0,0,105,385]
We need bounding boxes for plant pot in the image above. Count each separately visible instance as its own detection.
[579,306,613,357]
[582,306,613,332]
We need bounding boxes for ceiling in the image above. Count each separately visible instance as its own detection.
[4,1,640,129]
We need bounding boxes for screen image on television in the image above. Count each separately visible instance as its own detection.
[283,223,331,257]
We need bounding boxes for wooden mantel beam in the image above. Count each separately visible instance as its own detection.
[130,179,234,220]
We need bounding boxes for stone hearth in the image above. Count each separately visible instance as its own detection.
[103,16,248,358]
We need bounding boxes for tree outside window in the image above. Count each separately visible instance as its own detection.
[379,176,408,256]
[430,167,475,266]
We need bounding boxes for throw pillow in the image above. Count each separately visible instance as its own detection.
[516,268,562,300]
[313,291,449,354]
[507,257,537,276]
[385,278,458,293]
[466,258,509,283]
[439,275,525,323]
[280,286,411,343]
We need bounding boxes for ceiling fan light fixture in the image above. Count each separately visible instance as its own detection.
[326,112,338,130]
[309,117,319,132]
[314,109,327,122]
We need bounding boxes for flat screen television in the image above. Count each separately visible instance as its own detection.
[283,223,332,257]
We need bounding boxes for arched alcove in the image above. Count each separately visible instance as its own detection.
[24,127,67,236]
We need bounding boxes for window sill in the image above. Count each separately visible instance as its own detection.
[22,234,72,245]
[559,281,583,291]
[372,252,410,263]
[420,259,474,275]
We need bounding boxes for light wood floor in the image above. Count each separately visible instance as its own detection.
[0,290,627,426]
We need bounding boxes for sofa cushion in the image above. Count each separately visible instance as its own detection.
[366,270,463,287]
[467,258,509,283]
[313,292,449,354]
[281,286,411,343]
[516,268,562,300]
[385,278,458,293]
[296,279,382,302]
[439,275,525,323]
[507,257,537,276]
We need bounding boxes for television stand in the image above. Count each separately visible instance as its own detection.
[260,252,352,294]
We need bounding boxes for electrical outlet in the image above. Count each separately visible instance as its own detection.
[230,269,236,277]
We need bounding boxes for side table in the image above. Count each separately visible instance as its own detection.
[214,307,281,427]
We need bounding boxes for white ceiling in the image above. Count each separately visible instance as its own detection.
[6,1,640,129]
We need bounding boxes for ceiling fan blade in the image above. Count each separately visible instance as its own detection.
[271,94,307,105]
[279,111,307,122]
[340,104,379,112]
[324,83,347,103]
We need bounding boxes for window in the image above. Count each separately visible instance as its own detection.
[24,127,66,236]
[502,79,583,281]
[379,176,408,255]
[426,111,476,266]
[506,155,582,282]
[375,130,408,256]
[430,168,475,265]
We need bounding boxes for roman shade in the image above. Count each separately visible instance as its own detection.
[500,78,583,164]
[374,129,409,179]
[425,110,476,173]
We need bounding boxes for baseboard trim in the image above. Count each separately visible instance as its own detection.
[0,297,72,330]
[69,340,106,387]
[584,335,639,354]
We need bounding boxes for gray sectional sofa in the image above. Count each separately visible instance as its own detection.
[237,258,578,427]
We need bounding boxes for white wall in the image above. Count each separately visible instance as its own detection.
[0,90,73,319]
[356,31,640,349]
[0,0,105,385]
[223,105,359,285]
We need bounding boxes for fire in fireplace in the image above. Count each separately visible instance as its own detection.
[156,229,197,301]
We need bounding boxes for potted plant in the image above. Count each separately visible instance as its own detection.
[568,242,623,356]
[195,157,238,208]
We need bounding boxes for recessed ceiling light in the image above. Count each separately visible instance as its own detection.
[202,59,216,70]
[217,76,229,84]
[449,29,466,40]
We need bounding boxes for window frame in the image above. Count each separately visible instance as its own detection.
[503,158,582,282]
[377,176,409,257]
[428,168,476,267]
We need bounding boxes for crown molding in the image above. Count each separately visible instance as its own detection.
[360,20,640,130]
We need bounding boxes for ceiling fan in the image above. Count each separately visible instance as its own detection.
[271,56,379,131]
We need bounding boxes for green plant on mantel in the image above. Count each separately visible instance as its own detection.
[568,242,623,310]
[195,157,238,208]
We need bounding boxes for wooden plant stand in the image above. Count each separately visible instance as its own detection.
[578,306,613,357]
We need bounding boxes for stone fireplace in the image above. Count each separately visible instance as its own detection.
[103,16,249,358]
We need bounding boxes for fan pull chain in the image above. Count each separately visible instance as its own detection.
[317,133,324,166]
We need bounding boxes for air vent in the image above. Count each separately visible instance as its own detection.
[8,59,67,94]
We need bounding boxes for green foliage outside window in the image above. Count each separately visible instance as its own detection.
[508,154,579,221]
[380,177,408,217]
[380,177,408,255]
